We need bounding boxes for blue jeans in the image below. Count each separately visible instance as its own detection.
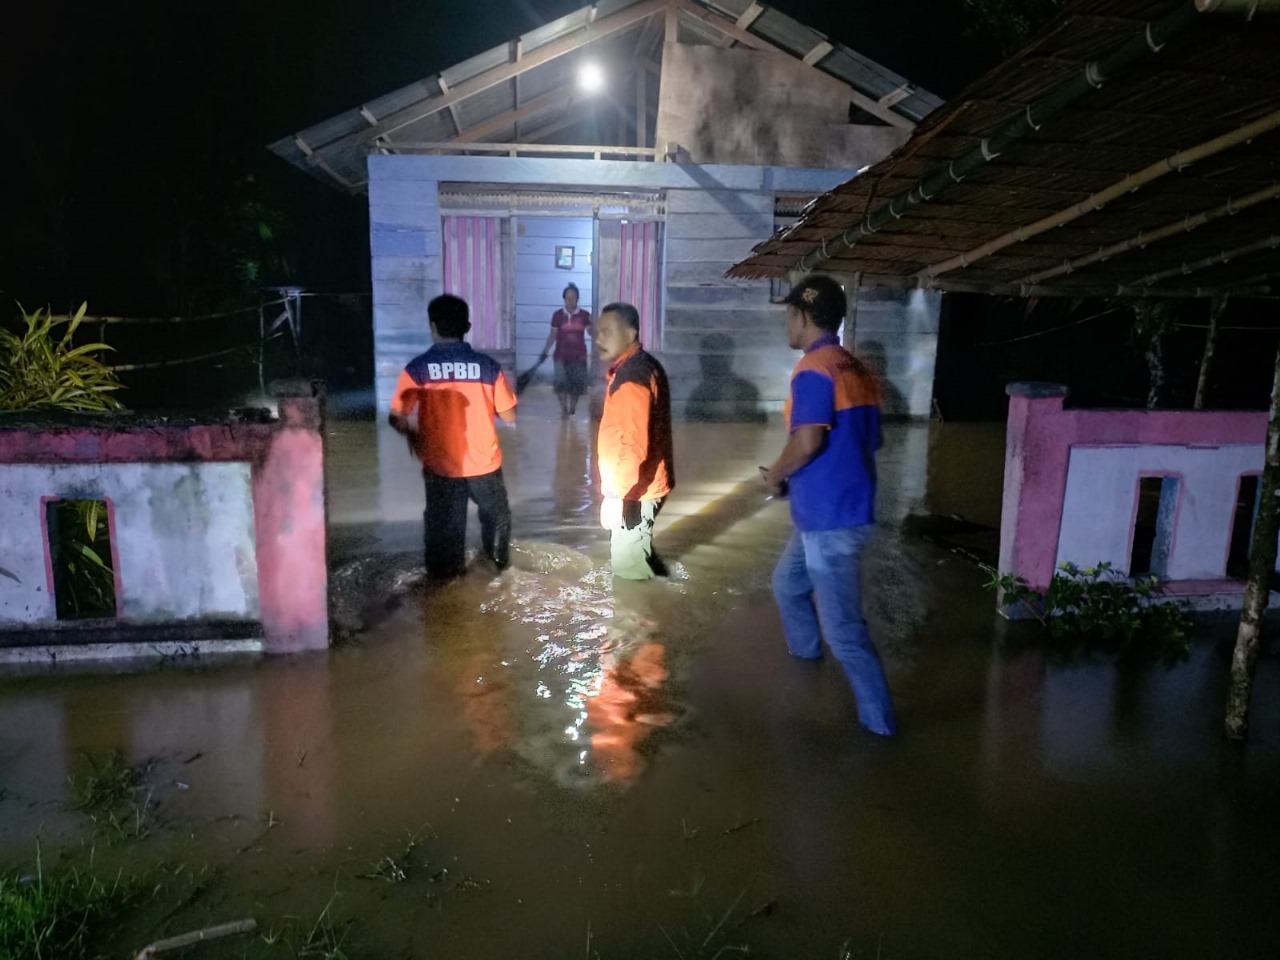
[772,525,897,736]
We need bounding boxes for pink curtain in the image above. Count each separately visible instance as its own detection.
[442,216,508,350]
[619,221,661,348]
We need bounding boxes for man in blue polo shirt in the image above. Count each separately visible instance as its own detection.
[760,274,897,737]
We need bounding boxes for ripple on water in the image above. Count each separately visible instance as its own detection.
[455,544,673,790]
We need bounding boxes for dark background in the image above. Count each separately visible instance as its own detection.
[2,1,1272,414]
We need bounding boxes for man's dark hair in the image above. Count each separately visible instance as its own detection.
[601,302,640,332]
[782,274,846,333]
[563,282,580,299]
[429,294,471,338]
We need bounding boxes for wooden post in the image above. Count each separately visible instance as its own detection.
[635,68,647,149]
[843,272,861,351]
[1195,294,1226,409]
[1224,330,1280,740]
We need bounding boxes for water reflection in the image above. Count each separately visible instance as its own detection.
[589,642,673,782]
[461,557,673,787]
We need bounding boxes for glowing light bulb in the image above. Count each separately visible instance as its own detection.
[579,61,605,93]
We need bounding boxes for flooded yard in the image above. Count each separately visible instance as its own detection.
[1,395,1277,958]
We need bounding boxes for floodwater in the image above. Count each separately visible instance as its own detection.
[2,393,1279,958]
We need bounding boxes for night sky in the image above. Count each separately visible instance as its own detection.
[1,1,998,313]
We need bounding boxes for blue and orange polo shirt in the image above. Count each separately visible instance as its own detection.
[784,335,882,531]
[390,341,517,478]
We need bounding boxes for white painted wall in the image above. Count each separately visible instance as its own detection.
[0,463,259,625]
[1056,444,1265,580]
[513,216,594,377]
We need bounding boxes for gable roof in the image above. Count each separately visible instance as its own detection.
[268,0,942,193]
[729,0,1280,299]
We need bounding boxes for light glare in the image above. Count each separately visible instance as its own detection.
[579,61,605,93]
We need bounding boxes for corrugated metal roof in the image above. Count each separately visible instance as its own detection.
[268,0,940,192]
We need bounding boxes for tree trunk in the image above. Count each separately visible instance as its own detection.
[1145,332,1165,409]
[1195,295,1226,410]
[1224,333,1280,740]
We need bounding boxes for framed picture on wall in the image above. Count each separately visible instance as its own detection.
[555,245,574,270]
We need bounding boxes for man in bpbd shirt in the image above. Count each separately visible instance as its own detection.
[760,274,897,737]
[389,294,517,580]
[595,302,673,580]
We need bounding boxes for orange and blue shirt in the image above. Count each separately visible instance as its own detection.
[390,341,517,478]
[784,335,882,531]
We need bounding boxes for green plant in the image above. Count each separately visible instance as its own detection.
[69,751,152,843]
[0,845,153,960]
[259,894,354,959]
[0,302,123,412]
[988,561,1191,662]
[49,499,116,619]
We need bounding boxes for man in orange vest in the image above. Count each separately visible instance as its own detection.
[389,294,517,580]
[594,302,674,580]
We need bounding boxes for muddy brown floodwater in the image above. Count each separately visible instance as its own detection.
[2,390,1278,958]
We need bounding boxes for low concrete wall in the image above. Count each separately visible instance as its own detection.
[0,383,329,657]
[999,382,1269,609]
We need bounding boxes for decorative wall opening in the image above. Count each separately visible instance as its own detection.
[44,498,118,621]
[1130,476,1179,578]
[1227,475,1262,579]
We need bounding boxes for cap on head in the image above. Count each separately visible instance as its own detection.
[781,274,846,332]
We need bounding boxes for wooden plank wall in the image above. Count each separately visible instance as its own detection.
[846,285,941,419]
[368,176,443,410]
[364,158,938,423]
[660,189,786,421]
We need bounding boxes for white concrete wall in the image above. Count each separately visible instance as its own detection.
[656,43,910,169]
[0,463,258,624]
[514,216,594,376]
[1056,444,1266,580]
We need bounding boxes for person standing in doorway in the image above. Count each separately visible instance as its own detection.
[389,294,517,580]
[595,302,673,580]
[540,282,592,417]
[760,275,897,737]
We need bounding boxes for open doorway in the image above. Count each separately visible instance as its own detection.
[513,216,596,382]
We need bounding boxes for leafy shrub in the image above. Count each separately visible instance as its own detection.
[988,561,1191,663]
[0,302,122,413]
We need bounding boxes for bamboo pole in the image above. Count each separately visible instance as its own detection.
[1194,295,1226,408]
[1224,327,1280,740]
[922,110,1280,282]
[132,918,257,959]
[790,1,1199,276]
[1132,234,1280,287]
[1021,183,1280,286]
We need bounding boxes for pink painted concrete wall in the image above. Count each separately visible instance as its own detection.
[0,383,329,654]
[999,383,1267,600]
